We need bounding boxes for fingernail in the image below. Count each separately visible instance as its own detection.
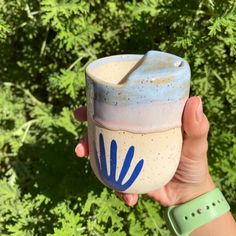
[123,195,134,206]
[196,96,203,122]
[75,143,84,157]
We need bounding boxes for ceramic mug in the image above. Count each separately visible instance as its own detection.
[85,51,190,194]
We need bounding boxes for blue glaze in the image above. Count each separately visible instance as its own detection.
[86,50,190,106]
[94,133,144,191]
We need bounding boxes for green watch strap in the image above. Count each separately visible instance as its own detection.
[165,188,230,236]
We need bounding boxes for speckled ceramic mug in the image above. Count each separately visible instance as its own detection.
[86,51,190,194]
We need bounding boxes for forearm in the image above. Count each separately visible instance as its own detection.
[191,211,236,236]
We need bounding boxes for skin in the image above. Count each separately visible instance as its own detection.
[74,96,236,235]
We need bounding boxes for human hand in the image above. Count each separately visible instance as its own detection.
[74,96,215,206]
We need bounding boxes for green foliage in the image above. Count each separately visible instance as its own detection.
[0,15,10,40]
[0,0,235,235]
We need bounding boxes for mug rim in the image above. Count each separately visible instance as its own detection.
[85,51,189,87]
[85,54,143,87]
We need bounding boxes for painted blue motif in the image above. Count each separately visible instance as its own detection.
[94,133,144,191]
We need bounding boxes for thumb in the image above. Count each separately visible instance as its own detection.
[182,96,210,160]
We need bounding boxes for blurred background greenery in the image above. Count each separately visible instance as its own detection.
[0,0,235,235]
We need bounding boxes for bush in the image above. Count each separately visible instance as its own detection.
[0,0,235,235]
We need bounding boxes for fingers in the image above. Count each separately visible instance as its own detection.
[74,106,88,158]
[74,107,87,122]
[182,96,210,160]
[75,135,89,157]
[115,192,138,206]
[74,106,137,205]
[183,96,209,138]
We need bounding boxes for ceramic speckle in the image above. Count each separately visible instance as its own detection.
[86,51,190,133]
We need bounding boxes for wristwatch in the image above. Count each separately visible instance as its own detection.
[165,188,230,236]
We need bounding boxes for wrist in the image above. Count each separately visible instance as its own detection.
[165,188,231,236]
[178,174,215,204]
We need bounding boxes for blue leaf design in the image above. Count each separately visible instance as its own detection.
[110,140,117,180]
[94,133,144,192]
[99,133,108,178]
[121,159,144,190]
[117,145,134,184]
